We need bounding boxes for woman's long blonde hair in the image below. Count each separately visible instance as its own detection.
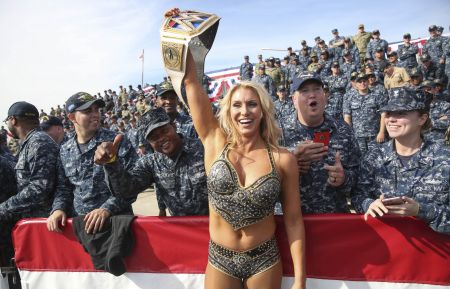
[218,81,281,148]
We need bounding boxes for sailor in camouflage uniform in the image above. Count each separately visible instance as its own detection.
[341,50,360,80]
[97,108,208,216]
[351,87,449,235]
[239,55,253,81]
[288,58,304,85]
[366,29,389,59]
[323,61,348,119]
[274,86,295,133]
[398,33,419,70]
[281,72,361,213]
[367,72,388,99]
[344,73,388,155]
[0,101,59,221]
[47,92,138,234]
[417,54,444,80]
[155,82,197,139]
[252,64,276,100]
[425,82,450,141]
[423,25,446,67]
[298,47,310,70]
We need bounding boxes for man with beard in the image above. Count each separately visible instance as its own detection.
[95,107,208,217]
[155,82,197,138]
[47,92,138,234]
[280,72,360,213]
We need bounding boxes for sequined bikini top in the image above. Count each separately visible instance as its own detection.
[207,143,281,230]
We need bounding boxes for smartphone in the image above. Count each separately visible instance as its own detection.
[381,197,404,205]
[313,131,330,146]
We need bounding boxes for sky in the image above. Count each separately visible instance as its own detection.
[1,0,449,121]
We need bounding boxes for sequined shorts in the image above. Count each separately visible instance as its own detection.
[208,236,281,280]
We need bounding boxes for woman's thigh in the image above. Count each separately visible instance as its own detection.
[244,260,282,289]
[205,262,243,289]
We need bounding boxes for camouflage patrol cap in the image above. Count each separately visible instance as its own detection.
[6,101,39,121]
[409,68,423,78]
[65,92,105,114]
[139,107,171,140]
[310,52,318,58]
[156,82,175,97]
[403,33,411,39]
[291,72,323,93]
[428,25,437,32]
[358,24,364,29]
[380,87,428,112]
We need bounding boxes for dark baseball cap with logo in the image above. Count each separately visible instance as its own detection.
[65,92,105,114]
[5,101,39,121]
[40,116,63,131]
[139,107,171,140]
[290,72,323,94]
[380,87,429,112]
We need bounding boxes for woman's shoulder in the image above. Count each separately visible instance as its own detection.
[272,146,297,168]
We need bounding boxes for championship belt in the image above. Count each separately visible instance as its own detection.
[160,10,220,110]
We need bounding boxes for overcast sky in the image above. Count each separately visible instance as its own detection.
[1,0,449,120]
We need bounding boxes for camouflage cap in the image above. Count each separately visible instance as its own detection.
[291,72,323,93]
[277,85,286,92]
[139,107,171,140]
[156,82,175,97]
[310,52,318,58]
[342,49,351,56]
[437,26,444,33]
[6,101,39,120]
[350,71,359,81]
[409,68,423,77]
[380,87,428,112]
[65,92,105,114]
[259,64,265,69]
[314,36,321,41]
[358,24,364,29]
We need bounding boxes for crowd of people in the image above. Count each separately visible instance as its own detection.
[0,18,449,289]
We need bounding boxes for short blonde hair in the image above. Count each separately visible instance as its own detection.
[218,81,281,148]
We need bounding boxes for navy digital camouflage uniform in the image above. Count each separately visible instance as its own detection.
[274,98,295,126]
[366,38,389,59]
[298,53,310,70]
[344,46,361,65]
[323,73,348,119]
[423,36,446,66]
[240,62,254,81]
[352,139,450,234]
[426,99,450,140]
[318,59,332,78]
[441,43,450,88]
[174,111,197,139]
[398,43,419,69]
[104,137,208,216]
[0,128,59,221]
[126,125,140,151]
[341,61,360,81]
[369,82,388,99]
[343,89,388,154]
[288,64,304,84]
[281,113,361,213]
[418,61,444,80]
[252,73,276,100]
[52,127,138,216]
[373,58,389,76]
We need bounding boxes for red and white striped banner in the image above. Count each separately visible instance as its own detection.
[12,215,450,289]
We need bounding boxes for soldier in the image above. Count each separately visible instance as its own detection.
[367,72,387,99]
[281,56,291,89]
[341,50,360,80]
[39,109,48,119]
[424,81,450,141]
[298,47,311,70]
[239,55,253,81]
[40,116,65,145]
[312,36,322,56]
[55,105,62,116]
[442,38,450,90]
[95,107,208,216]
[352,24,372,64]
[418,54,444,81]
[281,72,361,213]
[136,95,150,114]
[387,51,400,67]
[154,82,197,138]
[318,50,333,78]
[109,114,119,132]
[50,107,56,117]
[343,73,388,154]
[323,61,348,119]
[125,117,140,153]
[398,33,419,70]
[329,28,344,48]
[254,54,264,73]
[373,47,389,77]
[252,64,276,100]
[0,129,16,166]
[423,25,446,67]
[406,68,424,92]
[300,39,312,55]
[433,78,450,102]
[288,58,304,87]
[1,101,59,221]
[274,85,294,126]
[307,53,321,74]
[266,57,283,88]
[47,92,138,234]
[384,62,411,90]
[343,37,361,65]
[351,87,449,234]
[366,29,389,59]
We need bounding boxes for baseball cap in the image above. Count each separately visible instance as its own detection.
[387,51,397,57]
[259,64,266,69]
[343,49,351,56]
[358,24,364,29]
[375,47,384,53]
[331,28,338,34]
[300,40,306,45]
[277,85,286,92]
[403,33,411,39]
[65,92,105,114]
[156,82,175,97]
[331,61,340,67]
[428,25,437,32]
[40,116,63,131]
[244,55,249,59]
[291,72,323,93]
[355,73,368,81]
[372,29,380,34]
[314,36,321,41]
[380,87,428,112]
[409,68,422,78]
[6,101,39,121]
[139,107,171,140]
[420,54,431,61]
[350,71,359,81]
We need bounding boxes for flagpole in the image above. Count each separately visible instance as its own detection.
[141,49,144,87]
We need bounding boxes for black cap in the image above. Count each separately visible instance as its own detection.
[139,107,171,140]
[387,51,397,57]
[331,28,338,34]
[291,72,323,93]
[409,68,422,77]
[314,36,321,41]
[6,101,39,121]
[421,80,435,88]
[65,92,105,114]
[350,71,359,81]
[433,78,444,86]
[156,82,175,97]
[355,73,368,81]
[277,85,286,92]
[40,116,63,131]
[420,54,431,61]
[300,40,306,45]
[428,25,437,32]
[244,55,249,59]
[380,87,428,112]
[403,33,411,39]
[437,26,444,33]
[331,61,340,67]
[287,47,292,50]
[375,47,384,52]
[259,64,265,69]
[372,29,380,34]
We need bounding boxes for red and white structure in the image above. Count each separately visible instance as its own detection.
[9,214,450,289]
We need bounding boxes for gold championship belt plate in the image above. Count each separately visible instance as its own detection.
[160,10,220,110]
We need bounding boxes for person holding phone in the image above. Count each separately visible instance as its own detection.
[281,72,361,214]
[352,87,449,234]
